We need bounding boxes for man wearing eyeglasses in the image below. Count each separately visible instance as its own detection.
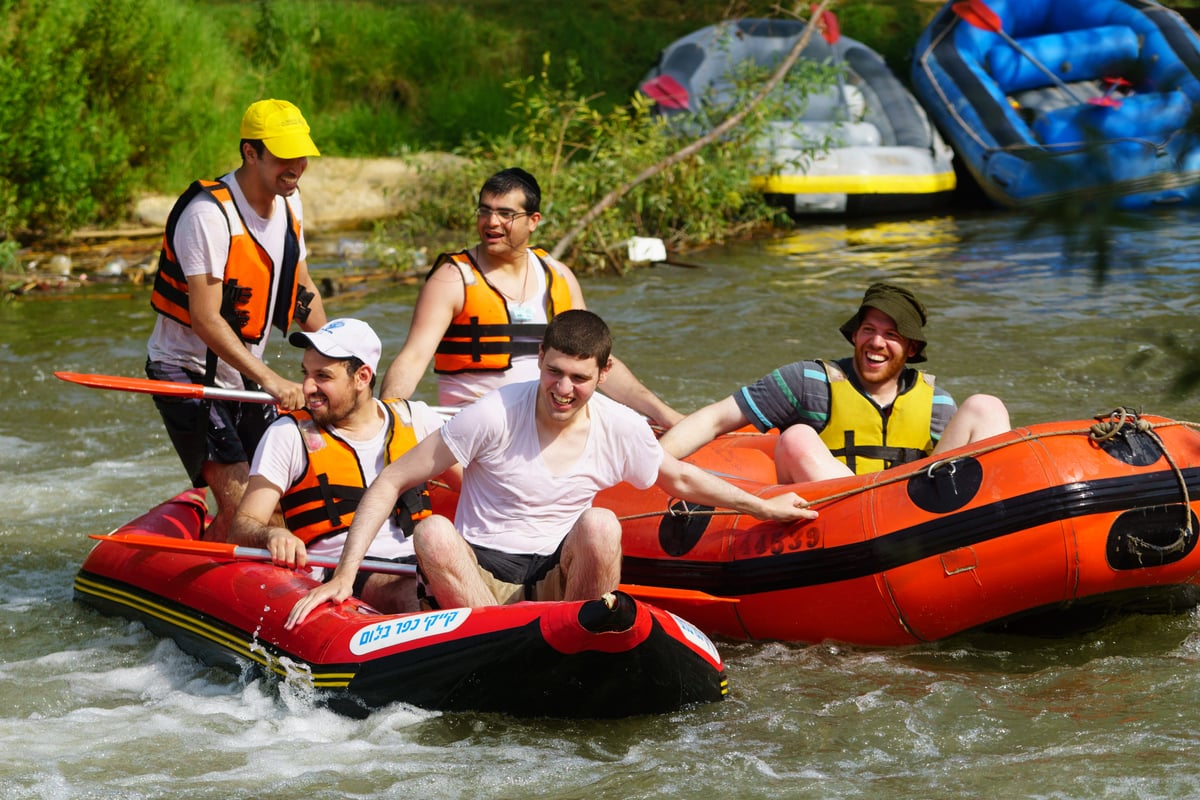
[379,167,682,429]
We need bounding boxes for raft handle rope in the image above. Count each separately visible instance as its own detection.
[1092,408,1195,557]
[626,408,1200,523]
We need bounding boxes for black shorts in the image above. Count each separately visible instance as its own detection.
[145,359,276,488]
[419,541,567,609]
[473,544,563,589]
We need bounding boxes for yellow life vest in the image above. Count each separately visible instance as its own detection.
[150,179,302,346]
[818,360,936,474]
[432,248,575,374]
[279,400,432,544]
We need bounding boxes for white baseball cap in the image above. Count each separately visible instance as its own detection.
[288,318,381,375]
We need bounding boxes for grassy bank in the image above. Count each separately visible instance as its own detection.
[0,2,936,246]
[13,0,1199,275]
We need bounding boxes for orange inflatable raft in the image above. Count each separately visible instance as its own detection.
[601,410,1200,646]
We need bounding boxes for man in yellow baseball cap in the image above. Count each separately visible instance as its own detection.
[239,98,321,160]
[145,97,327,541]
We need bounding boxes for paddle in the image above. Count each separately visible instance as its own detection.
[811,3,840,44]
[1088,76,1130,109]
[90,532,739,605]
[951,0,1087,105]
[809,5,859,124]
[56,371,460,417]
[57,371,274,404]
[89,532,415,574]
[639,74,690,110]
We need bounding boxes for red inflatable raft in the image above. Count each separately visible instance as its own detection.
[602,411,1200,645]
[75,490,727,718]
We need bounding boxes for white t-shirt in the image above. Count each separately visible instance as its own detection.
[436,253,548,407]
[250,399,444,564]
[440,381,663,555]
[146,170,308,389]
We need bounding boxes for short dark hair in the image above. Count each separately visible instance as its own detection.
[542,309,612,369]
[240,139,266,162]
[480,167,541,213]
[344,356,377,390]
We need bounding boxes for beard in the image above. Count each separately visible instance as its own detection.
[854,347,907,389]
[308,392,361,428]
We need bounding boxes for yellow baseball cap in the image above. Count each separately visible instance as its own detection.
[239,99,320,159]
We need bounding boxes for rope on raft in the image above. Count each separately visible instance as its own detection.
[1093,408,1195,555]
[626,408,1200,523]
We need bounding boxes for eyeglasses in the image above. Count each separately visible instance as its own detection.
[476,205,530,223]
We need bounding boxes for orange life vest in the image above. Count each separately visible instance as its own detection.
[432,248,575,374]
[279,400,432,544]
[150,179,301,346]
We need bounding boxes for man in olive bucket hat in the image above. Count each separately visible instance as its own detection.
[659,283,1010,482]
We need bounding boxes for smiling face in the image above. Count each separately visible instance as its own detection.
[536,346,609,426]
[245,142,309,198]
[301,349,370,428]
[476,188,541,260]
[850,307,919,392]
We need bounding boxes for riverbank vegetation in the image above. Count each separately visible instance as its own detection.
[0,0,942,272]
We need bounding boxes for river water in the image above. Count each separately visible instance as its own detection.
[2,208,1199,799]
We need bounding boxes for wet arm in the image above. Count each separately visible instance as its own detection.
[654,451,818,523]
[600,356,685,429]
[556,266,682,428]
[380,264,462,399]
[658,395,749,459]
[230,474,308,569]
[286,432,459,627]
[186,272,306,410]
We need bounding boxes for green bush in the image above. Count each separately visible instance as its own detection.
[372,51,838,273]
[0,0,236,239]
[0,0,915,246]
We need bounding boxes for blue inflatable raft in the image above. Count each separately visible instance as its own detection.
[911,0,1200,209]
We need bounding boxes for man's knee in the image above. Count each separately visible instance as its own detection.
[959,393,1011,432]
[412,515,462,559]
[568,508,622,550]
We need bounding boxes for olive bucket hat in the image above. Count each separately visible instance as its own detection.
[838,283,929,363]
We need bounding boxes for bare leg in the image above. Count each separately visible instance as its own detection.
[559,508,622,600]
[361,574,419,614]
[775,424,853,484]
[412,515,496,608]
[200,460,250,543]
[933,394,1011,455]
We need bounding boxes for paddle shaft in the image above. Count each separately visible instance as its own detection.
[90,533,738,605]
[56,371,459,417]
[89,533,416,575]
[57,371,275,404]
[952,0,1087,105]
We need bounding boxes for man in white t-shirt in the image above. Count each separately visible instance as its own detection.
[286,310,819,627]
[231,318,453,614]
[146,99,328,543]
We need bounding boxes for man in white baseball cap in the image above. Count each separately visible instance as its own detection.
[230,318,458,613]
[287,317,382,376]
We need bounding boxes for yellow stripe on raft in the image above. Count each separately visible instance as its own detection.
[752,170,957,195]
[74,574,356,688]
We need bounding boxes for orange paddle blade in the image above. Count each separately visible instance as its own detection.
[89,532,239,556]
[618,583,740,606]
[951,0,1003,34]
[810,4,841,44]
[56,371,275,404]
